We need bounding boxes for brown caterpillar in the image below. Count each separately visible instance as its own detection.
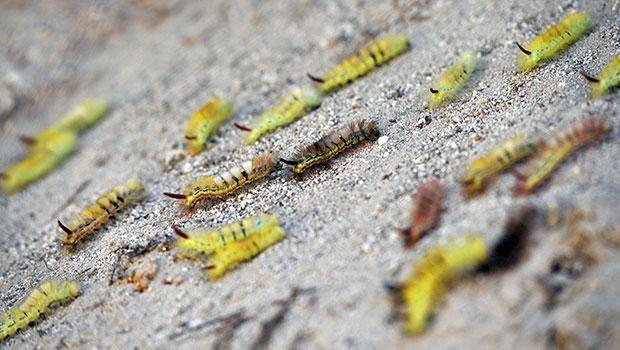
[514,117,611,194]
[58,179,145,245]
[280,120,379,174]
[402,179,445,248]
[164,153,280,208]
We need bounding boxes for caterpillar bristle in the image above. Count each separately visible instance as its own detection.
[19,135,36,146]
[171,225,189,239]
[306,73,325,83]
[429,88,439,94]
[279,158,299,166]
[163,192,187,200]
[184,135,198,140]
[57,220,73,235]
[580,71,600,83]
[515,41,531,55]
[234,123,252,132]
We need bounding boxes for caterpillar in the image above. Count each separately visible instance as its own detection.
[402,179,445,248]
[400,234,487,335]
[279,119,379,174]
[58,179,145,245]
[20,98,108,152]
[173,213,280,256]
[1,131,77,194]
[234,86,322,144]
[164,153,280,208]
[205,218,286,280]
[307,33,410,94]
[514,117,611,195]
[428,52,477,108]
[581,55,620,96]
[516,11,591,72]
[461,134,541,196]
[0,280,80,340]
[185,97,233,155]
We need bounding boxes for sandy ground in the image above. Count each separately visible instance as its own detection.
[1,0,619,349]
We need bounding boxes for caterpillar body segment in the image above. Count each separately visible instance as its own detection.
[58,179,145,245]
[401,234,487,334]
[429,52,477,108]
[310,33,410,94]
[0,280,80,340]
[174,213,280,256]
[206,219,286,280]
[1,131,77,194]
[515,117,611,194]
[280,120,378,174]
[403,179,445,248]
[582,55,620,96]
[516,11,591,72]
[185,98,233,155]
[461,134,542,196]
[25,98,108,152]
[164,153,280,208]
[239,86,322,144]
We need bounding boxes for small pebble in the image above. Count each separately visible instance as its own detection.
[377,136,388,146]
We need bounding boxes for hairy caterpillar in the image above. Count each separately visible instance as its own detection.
[234,86,321,144]
[461,134,541,196]
[185,97,233,155]
[581,55,620,96]
[20,98,108,152]
[1,131,77,194]
[58,179,145,245]
[280,119,379,174]
[514,117,611,194]
[307,33,410,94]
[164,153,280,208]
[399,234,487,335]
[205,218,286,280]
[173,213,279,256]
[428,52,477,108]
[516,11,591,72]
[402,179,445,248]
[0,280,79,340]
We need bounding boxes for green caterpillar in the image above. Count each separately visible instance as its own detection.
[428,52,477,108]
[185,97,233,155]
[581,55,620,96]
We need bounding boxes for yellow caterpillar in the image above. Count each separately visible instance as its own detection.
[280,119,378,174]
[185,97,233,155]
[0,280,80,340]
[173,213,279,256]
[164,153,279,208]
[205,219,286,280]
[516,11,591,72]
[428,52,477,108]
[234,86,322,144]
[400,234,487,335]
[515,117,611,194]
[21,98,108,152]
[58,179,145,245]
[307,33,410,94]
[1,131,77,194]
[461,134,541,196]
[581,55,620,96]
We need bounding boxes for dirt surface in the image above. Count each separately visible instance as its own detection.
[1,0,619,349]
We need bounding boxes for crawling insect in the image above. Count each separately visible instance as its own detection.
[164,153,280,208]
[428,52,477,108]
[280,119,378,174]
[205,217,286,280]
[515,117,611,194]
[234,86,321,144]
[1,131,77,194]
[173,213,280,256]
[515,11,591,72]
[581,55,620,96]
[402,179,445,248]
[307,33,410,94]
[0,280,80,340]
[58,179,145,245]
[461,134,542,196]
[185,97,233,155]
